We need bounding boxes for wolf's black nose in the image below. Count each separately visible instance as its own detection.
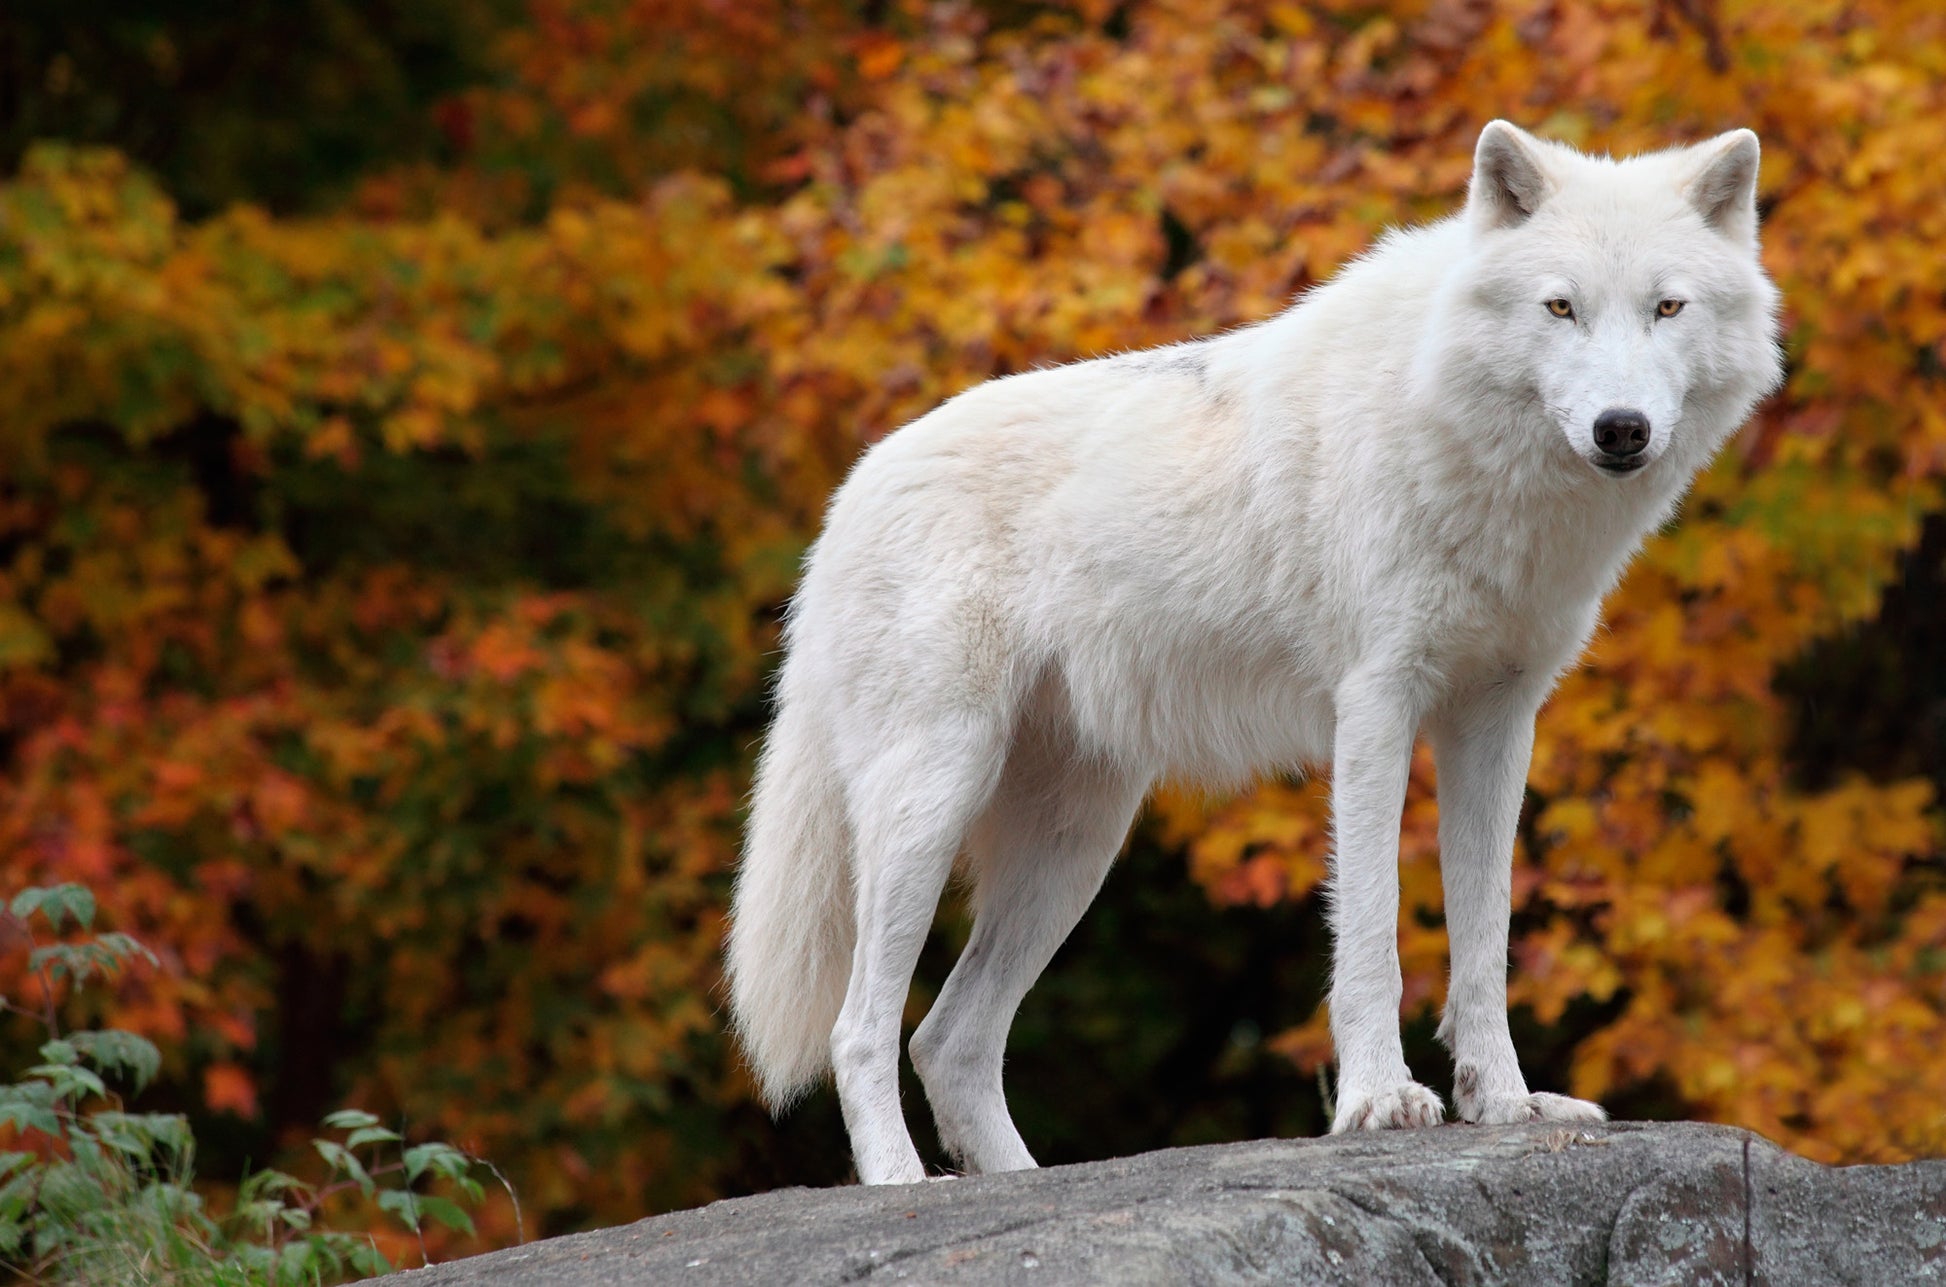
[1592,408,1651,457]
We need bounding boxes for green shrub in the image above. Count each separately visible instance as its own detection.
[0,884,511,1285]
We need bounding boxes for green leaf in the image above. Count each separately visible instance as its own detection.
[9,884,95,931]
[0,1081,57,1107]
[376,1187,422,1230]
[345,1241,392,1276]
[91,1112,192,1162]
[234,1197,282,1232]
[27,1062,108,1102]
[60,885,95,931]
[313,1139,374,1196]
[0,1101,62,1138]
[38,1039,79,1066]
[0,1164,41,1219]
[26,1062,88,1092]
[29,942,103,984]
[69,1030,162,1093]
[273,1242,318,1281]
[320,1108,381,1131]
[89,1118,154,1159]
[239,1167,306,1202]
[26,942,68,980]
[402,1141,469,1183]
[413,1193,476,1236]
[345,1125,402,1149]
[93,932,158,969]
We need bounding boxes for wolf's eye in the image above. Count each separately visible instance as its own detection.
[1656,299,1685,319]
[1545,298,1575,320]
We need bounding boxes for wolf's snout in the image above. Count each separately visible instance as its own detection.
[1592,408,1651,458]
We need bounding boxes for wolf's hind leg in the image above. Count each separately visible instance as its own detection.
[831,709,1012,1185]
[910,724,1145,1175]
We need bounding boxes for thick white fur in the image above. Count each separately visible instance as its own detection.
[725,122,1783,1185]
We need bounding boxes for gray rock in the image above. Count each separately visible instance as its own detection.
[392,1122,1946,1285]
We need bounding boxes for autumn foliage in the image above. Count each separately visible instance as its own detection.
[2,0,1944,1249]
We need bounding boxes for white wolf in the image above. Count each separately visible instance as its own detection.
[726,120,1783,1185]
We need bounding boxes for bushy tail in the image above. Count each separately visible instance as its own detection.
[726,699,854,1110]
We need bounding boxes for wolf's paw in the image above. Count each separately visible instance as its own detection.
[1452,1063,1606,1124]
[1458,1085,1607,1125]
[1331,1081,1445,1132]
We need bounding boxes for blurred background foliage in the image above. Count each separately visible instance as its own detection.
[1,0,1943,1257]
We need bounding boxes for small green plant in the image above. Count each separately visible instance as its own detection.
[0,884,515,1285]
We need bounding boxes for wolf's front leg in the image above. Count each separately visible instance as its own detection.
[1327,676,1443,1132]
[1431,692,1604,1126]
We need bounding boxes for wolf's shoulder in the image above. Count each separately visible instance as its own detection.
[1316,215,1468,297]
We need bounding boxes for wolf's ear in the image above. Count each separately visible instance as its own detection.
[1686,129,1761,242]
[1468,120,1552,231]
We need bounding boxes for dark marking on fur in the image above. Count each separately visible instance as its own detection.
[1129,348,1208,384]
[1454,1064,1481,1109]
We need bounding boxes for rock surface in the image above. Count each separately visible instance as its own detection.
[395,1122,1946,1285]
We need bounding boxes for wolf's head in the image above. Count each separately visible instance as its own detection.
[1428,121,1783,484]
